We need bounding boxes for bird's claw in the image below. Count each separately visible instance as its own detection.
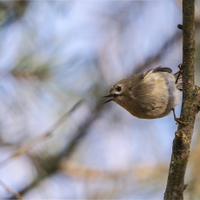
[175,118,188,125]
[175,64,183,84]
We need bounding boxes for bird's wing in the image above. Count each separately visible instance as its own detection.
[143,66,172,78]
[152,66,172,73]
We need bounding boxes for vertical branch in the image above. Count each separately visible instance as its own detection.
[164,0,197,200]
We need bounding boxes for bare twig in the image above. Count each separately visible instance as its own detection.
[17,99,105,197]
[60,160,168,181]
[164,1,200,199]
[0,100,83,168]
[0,179,23,200]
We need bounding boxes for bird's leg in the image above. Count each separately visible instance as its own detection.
[172,108,187,125]
[175,63,183,84]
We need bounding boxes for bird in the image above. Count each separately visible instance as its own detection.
[103,66,182,121]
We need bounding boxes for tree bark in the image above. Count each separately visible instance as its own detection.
[164,0,200,199]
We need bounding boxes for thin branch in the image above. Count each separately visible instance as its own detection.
[0,179,23,200]
[164,1,199,199]
[0,100,83,168]
[17,99,105,197]
[60,160,168,181]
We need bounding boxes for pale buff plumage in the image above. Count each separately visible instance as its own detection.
[104,67,181,119]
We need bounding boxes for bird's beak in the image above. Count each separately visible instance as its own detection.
[102,94,115,104]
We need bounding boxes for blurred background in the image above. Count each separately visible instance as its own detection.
[0,0,200,199]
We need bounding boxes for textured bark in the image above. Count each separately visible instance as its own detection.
[164,0,200,199]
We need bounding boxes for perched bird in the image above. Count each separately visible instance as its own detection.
[104,66,182,121]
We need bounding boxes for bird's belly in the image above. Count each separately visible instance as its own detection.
[127,91,180,119]
[128,102,171,119]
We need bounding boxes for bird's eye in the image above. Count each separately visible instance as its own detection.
[116,86,122,92]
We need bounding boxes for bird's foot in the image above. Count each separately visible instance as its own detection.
[175,118,188,125]
[178,63,183,70]
[175,63,183,84]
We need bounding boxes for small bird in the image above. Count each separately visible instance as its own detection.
[104,66,182,121]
